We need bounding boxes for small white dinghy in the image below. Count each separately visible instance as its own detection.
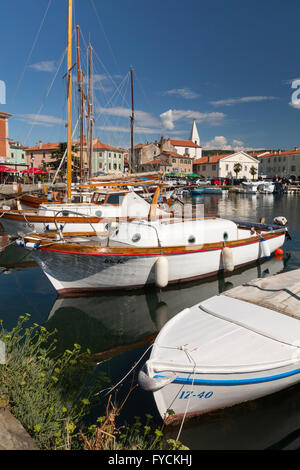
[138,269,300,423]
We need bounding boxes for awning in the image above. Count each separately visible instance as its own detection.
[20,168,48,174]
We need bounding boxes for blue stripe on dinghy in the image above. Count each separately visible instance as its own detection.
[154,368,300,386]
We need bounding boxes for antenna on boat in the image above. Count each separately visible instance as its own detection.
[66,0,73,201]
[130,66,135,174]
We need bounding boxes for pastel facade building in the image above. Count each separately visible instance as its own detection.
[92,140,125,175]
[25,142,61,169]
[8,141,28,170]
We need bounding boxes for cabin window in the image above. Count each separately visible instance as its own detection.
[132,233,141,243]
[106,193,125,204]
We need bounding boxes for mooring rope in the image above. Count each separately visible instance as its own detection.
[95,343,154,397]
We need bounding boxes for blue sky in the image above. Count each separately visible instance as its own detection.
[1,0,300,151]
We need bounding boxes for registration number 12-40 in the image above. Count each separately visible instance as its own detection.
[179,391,214,400]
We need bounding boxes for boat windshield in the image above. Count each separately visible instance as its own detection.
[105,193,125,205]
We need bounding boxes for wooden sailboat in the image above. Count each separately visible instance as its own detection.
[16,187,289,294]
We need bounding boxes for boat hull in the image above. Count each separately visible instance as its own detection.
[149,361,300,423]
[27,232,286,294]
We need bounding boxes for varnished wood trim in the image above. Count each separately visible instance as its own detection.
[25,230,286,257]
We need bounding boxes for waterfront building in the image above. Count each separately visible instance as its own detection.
[25,142,61,170]
[132,121,202,171]
[256,149,300,180]
[8,141,28,171]
[0,110,11,163]
[138,149,193,174]
[193,151,259,180]
[92,139,125,175]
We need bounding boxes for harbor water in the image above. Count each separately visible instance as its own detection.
[1,191,300,450]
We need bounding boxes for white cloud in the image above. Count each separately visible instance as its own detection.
[202,136,244,150]
[29,61,56,73]
[210,96,279,106]
[16,113,65,127]
[96,106,162,128]
[160,109,225,130]
[98,125,162,134]
[163,88,199,99]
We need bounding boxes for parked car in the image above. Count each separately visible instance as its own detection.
[210,178,223,185]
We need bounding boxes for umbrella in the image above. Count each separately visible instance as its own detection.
[20,168,47,174]
[0,165,18,173]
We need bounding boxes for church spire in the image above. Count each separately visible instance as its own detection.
[189,119,200,146]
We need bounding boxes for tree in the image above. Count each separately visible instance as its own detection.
[250,165,257,180]
[233,162,242,179]
[49,143,80,180]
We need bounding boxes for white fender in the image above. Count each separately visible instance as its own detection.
[273,216,287,226]
[222,246,234,272]
[260,238,270,258]
[138,367,176,392]
[155,256,168,288]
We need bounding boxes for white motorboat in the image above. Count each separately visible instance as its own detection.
[138,269,300,424]
[257,182,275,194]
[16,206,288,294]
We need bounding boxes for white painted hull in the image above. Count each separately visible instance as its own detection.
[139,270,300,422]
[28,232,285,293]
[149,361,300,422]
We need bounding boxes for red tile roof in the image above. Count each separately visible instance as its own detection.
[93,139,124,152]
[26,142,61,152]
[141,159,168,166]
[193,154,231,164]
[161,150,193,160]
[256,149,300,158]
[170,139,201,149]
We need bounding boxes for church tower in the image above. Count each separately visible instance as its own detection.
[189,119,200,146]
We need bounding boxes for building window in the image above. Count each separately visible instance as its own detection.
[114,163,117,170]
[22,154,25,159]
[226,164,229,170]
[291,165,296,172]
[11,153,14,159]
[100,152,102,157]
[172,158,176,163]
[99,162,102,169]
[212,165,216,170]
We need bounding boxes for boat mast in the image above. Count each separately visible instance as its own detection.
[66,0,73,201]
[87,44,93,180]
[76,25,84,181]
[130,67,134,174]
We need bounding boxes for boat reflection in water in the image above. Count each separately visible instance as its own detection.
[0,227,36,271]
[46,255,288,360]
